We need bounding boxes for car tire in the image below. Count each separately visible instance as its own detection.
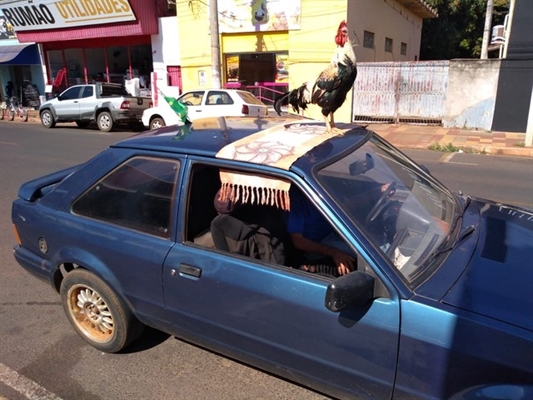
[40,109,56,128]
[76,120,90,128]
[97,111,114,132]
[150,117,165,130]
[60,269,144,353]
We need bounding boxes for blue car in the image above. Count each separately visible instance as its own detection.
[12,117,533,399]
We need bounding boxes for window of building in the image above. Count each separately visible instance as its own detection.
[363,31,375,49]
[385,37,393,53]
[401,42,407,56]
[72,157,180,238]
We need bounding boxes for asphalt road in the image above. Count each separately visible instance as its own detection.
[0,122,532,400]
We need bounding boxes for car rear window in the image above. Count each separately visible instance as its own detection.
[101,85,129,97]
[236,91,264,105]
[72,157,180,238]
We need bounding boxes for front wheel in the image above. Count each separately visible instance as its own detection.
[0,109,4,120]
[19,108,28,122]
[150,117,165,130]
[7,107,15,121]
[97,111,114,132]
[60,269,144,353]
[40,109,56,128]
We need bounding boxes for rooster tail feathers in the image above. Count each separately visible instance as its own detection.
[273,83,312,116]
[273,92,290,116]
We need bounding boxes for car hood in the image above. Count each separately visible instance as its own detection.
[442,199,533,332]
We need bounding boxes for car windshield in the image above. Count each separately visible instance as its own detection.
[315,136,457,282]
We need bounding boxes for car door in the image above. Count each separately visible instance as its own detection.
[55,86,83,119]
[78,85,94,119]
[178,90,205,120]
[162,162,400,399]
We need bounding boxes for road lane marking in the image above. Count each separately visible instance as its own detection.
[0,363,62,400]
[439,153,477,165]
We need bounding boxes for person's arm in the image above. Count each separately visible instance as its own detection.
[290,233,355,275]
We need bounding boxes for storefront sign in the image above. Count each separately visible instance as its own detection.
[1,0,136,32]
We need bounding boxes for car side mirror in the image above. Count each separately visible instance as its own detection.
[325,271,375,312]
[349,153,374,175]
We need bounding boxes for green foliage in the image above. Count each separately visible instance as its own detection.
[421,0,510,60]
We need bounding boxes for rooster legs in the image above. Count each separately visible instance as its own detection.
[323,112,345,135]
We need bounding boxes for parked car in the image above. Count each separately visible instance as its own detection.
[39,83,152,132]
[142,89,268,129]
[12,118,533,399]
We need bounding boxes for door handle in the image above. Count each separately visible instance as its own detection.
[177,264,202,278]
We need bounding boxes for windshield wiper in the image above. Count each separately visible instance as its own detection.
[423,195,474,264]
[424,224,476,265]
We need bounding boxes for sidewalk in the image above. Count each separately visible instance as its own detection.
[15,109,533,158]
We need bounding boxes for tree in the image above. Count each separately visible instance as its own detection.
[421,0,510,60]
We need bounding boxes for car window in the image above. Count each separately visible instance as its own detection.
[60,87,82,100]
[72,157,180,238]
[236,91,264,105]
[81,86,93,98]
[179,91,204,106]
[100,84,129,96]
[184,162,387,292]
[206,91,234,105]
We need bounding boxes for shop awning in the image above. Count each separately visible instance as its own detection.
[0,44,40,65]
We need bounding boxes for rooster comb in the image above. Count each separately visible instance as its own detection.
[338,20,347,30]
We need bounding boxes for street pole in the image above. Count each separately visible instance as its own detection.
[209,0,222,89]
[481,0,494,59]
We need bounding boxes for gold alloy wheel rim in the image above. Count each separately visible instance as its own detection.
[68,284,114,343]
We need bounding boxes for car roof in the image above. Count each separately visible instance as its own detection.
[112,116,371,168]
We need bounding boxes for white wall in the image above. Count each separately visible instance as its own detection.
[443,59,501,130]
[151,16,181,103]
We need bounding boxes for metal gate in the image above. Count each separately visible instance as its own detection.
[352,61,449,124]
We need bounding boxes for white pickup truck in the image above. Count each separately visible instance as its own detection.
[39,83,152,132]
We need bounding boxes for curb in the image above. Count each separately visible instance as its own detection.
[7,111,533,158]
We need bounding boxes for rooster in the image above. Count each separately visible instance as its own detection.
[274,21,357,133]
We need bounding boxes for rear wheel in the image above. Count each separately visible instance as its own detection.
[0,108,4,120]
[40,109,56,128]
[75,120,90,128]
[97,111,114,132]
[150,117,165,130]
[60,269,144,353]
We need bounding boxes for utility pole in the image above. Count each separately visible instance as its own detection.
[481,0,494,59]
[209,0,222,89]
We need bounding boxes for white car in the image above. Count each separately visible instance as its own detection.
[142,89,269,130]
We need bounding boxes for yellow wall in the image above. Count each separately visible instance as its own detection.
[288,0,349,122]
[176,0,212,88]
[177,0,354,124]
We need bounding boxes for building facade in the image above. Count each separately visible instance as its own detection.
[177,0,436,123]
[1,0,176,105]
[0,13,43,107]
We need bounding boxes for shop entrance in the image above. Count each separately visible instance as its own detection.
[225,52,288,103]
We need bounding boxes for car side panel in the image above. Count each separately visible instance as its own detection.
[394,298,533,399]
[162,244,400,399]
[12,200,172,318]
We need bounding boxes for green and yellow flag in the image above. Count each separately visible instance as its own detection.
[162,93,188,122]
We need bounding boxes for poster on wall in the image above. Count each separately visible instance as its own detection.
[218,0,301,33]
[0,15,17,40]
